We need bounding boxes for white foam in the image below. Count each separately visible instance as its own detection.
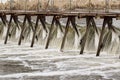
[15,27,21,39]
[74,32,80,49]
[29,30,33,41]
[42,29,47,39]
[112,31,119,43]
[0,40,119,80]
[57,27,63,38]
[95,32,99,49]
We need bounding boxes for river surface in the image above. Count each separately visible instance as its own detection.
[0,40,119,80]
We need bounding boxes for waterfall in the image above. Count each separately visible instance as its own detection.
[2,26,7,39]
[57,27,63,39]
[0,17,120,56]
[29,29,33,41]
[95,31,100,49]
[15,27,21,39]
[74,32,80,49]
[42,29,47,39]
[107,31,120,54]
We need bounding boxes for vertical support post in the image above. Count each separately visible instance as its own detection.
[71,16,79,36]
[45,16,56,49]
[13,14,20,30]
[91,17,98,34]
[55,17,63,33]
[108,18,116,32]
[96,17,107,56]
[18,15,27,45]
[4,14,13,44]
[1,13,7,26]
[39,16,48,33]
[27,15,34,31]
[31,15,39,47]
[80,17,91,54]
[27,15,38,41]
[60,17,70,51]
[31,15,47,47]
[96,17,114,56]
[60,16,79,51]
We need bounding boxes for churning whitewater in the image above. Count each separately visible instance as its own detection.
[0,41,120,80]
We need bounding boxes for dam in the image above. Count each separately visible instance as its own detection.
[0,0,120,80]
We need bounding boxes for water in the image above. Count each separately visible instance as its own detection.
[0,17,120,80]
[0,41,120,80]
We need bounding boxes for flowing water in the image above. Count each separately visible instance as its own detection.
[0,17,120,80]
[0,41,120,80]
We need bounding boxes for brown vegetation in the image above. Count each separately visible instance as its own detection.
[0,0,120,10]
